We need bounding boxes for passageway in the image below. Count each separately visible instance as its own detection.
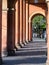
[1,0,49,65]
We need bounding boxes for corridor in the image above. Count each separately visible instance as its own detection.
[2,38,47,65]
[0,0,49,65]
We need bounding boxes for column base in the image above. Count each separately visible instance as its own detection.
[28,40,31,42]
[23,41,27,45]
[19,42,24,48]
[7,49,15,56]
[29,39,32,42]
[25,41,29,44]
[14,46,19,51]
[2,50,7,57]
[15,43,21,50]
[46,59,49,65]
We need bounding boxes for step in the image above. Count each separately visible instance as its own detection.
[18,47,47,51]
[16,50,47,56]
[2,55,47,65]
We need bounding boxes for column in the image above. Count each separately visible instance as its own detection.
[0,0,2,64]
[29,21,32,41]
[15,0,20,49]
[23,0,26,44]
[19,0,24,47]
[46,0,49,65]
[26,1,29,43]
[7,0,15,56]
[2,0,7,57]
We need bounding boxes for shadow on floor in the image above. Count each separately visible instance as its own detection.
[3,57,47,65]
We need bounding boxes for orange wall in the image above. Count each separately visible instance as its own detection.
[29,3,46,17]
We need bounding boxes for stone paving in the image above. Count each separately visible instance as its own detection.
[2,38,47,65]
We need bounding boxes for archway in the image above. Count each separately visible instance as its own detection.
[29,11,46,41]
[32,14,46,41]
[29,12,47,56]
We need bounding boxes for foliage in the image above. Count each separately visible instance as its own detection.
[32,15,46,38]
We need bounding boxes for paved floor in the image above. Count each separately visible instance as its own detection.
[2,38,47,65]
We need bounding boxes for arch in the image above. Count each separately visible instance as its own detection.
[28,11,46,41]
[29,11,46,22]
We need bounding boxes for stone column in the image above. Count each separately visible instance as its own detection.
[19,0,24,47]
[46,0,49,65]
[0,0,2,64]
[7,0,15,56]
[26,1,29,43]
[15,0,20,49]
[23,0,26,44]
[29,21,32,42]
